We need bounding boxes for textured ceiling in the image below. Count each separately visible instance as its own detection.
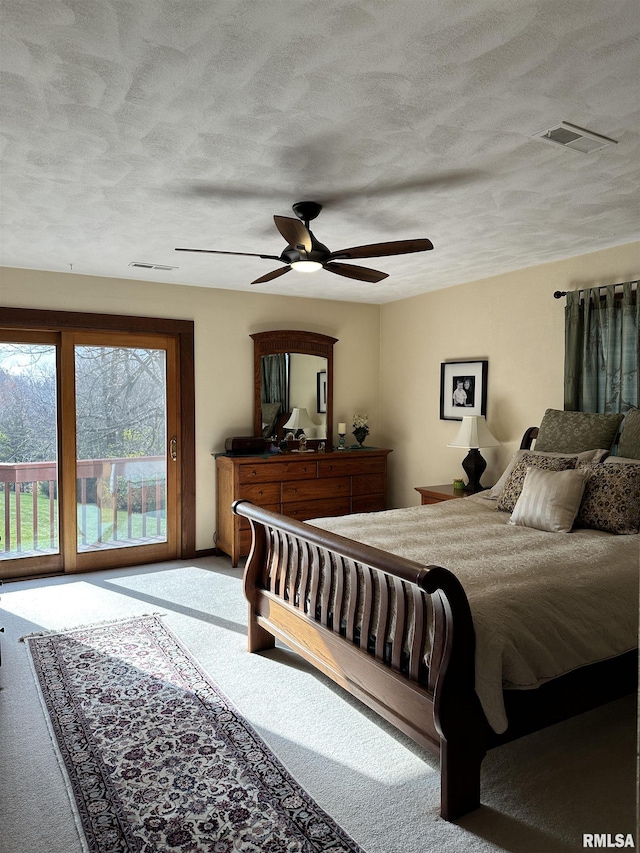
[1,0,639,304]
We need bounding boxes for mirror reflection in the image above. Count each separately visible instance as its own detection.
[260,353,327,439]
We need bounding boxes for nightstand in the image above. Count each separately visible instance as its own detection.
[415,484,468,505]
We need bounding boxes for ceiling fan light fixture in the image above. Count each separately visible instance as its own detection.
[290,260,323,273]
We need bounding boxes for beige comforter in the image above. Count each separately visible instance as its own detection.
[310,494,639,734]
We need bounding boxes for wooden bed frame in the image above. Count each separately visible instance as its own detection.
[232,429,637,820]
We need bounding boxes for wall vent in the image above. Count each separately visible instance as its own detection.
[532,121,617,154]
[129,262,178,271]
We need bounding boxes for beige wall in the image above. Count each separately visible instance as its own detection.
[0,267,381,550]
[3,240,638,544]
[379,241,640,508]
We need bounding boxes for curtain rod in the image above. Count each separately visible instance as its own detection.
[554,282,636,299]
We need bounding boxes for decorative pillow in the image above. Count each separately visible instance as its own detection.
[261,402,281,438]
[604,455,640,465]
[534,408,624,454]
[617,408,640,460]
[496,452,578,512]
[575,462,640,534]
[485,448,608,500]
[509,467,589,532]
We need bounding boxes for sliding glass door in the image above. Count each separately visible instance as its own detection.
[0,334,61,572]
[0,328,181,579]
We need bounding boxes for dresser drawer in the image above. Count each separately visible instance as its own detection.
[284,497,351,521]
[282,477,350,503]
[239,459,317,484]
[238,482,281,504]
[239,527,253,552]
[351,473,385,496]
[238,503,280,530]
[351,495,386,513]
[318,456,386,477]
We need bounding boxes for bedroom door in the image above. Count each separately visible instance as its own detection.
[0,329,181,578]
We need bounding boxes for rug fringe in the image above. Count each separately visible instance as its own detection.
[25,640,92,853]
[19,612,166,642]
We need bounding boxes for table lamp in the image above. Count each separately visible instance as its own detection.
[447,415,500,493]
[283,407,315,437]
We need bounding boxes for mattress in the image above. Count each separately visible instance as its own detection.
[310,494,639,733]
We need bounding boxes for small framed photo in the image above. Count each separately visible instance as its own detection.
[440,360,488,420]
[316,370,327,413]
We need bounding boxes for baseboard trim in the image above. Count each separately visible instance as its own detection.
[195,547,217,558]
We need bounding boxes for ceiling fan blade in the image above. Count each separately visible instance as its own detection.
[328,238,433,261]
[273,216,312,251]
[251,266,292,285]
[324,262,388,283]
[175,248,281,259]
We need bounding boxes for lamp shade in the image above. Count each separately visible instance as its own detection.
[283,407,315,431]
[447,416,500,449]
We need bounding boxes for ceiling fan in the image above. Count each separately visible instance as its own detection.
[175,201,433,284]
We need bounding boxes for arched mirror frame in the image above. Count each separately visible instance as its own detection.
[252,330,338,449]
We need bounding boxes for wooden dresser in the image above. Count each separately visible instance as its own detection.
[216,448,391,566]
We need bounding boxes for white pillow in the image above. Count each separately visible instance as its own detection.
[509,466,589,533]
[485,447,608,500]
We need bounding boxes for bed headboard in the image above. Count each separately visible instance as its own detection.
[520,427,539,450]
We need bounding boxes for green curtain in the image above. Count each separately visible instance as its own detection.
[260,353,288,409]
[564,281,639,413]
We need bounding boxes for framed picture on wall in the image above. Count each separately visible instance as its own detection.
[440,360,488,420]
[316,370,327,413]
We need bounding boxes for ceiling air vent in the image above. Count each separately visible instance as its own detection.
[532,122,617,154]
[129,262,178,271]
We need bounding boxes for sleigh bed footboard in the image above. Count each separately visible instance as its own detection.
[232,499,490,820]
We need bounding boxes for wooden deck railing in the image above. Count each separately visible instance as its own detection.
[0,456,166,555]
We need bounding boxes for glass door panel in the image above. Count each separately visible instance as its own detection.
[0,341,60,565]
[74,344,168,553]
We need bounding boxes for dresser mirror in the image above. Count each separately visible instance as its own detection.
[251,330,338,449]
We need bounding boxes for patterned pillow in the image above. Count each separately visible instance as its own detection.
[485,447,608,500]
[534,409,624,454]
[261,402,281,437]
[509,467,589,533]
[575,462,640,534]
[617,409,640,460]
[496,452,578,512]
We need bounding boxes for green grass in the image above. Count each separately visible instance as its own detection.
[1,490,57,553]
[1,489,166,555]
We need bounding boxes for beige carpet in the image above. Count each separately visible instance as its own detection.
[0,556,636,853]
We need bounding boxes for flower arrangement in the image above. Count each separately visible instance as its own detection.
[352,414,369,446]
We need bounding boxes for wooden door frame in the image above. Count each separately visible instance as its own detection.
[0,307,196,561]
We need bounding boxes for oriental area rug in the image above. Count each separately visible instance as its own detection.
[25,615,363,853]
